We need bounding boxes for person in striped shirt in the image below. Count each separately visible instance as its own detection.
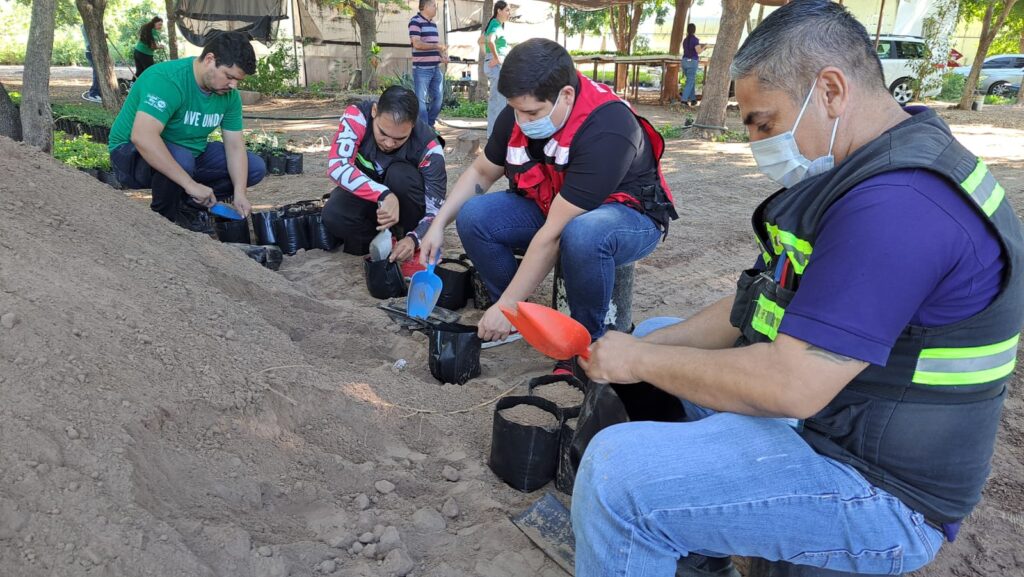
[408,0,447,128]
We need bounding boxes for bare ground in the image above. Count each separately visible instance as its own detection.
[1,70,1023,577]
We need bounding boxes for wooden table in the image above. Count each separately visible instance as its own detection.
[571,54,700,105]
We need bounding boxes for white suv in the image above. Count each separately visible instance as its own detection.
[875,35,941,105]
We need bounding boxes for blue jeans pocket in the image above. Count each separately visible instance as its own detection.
[788,545,903,574]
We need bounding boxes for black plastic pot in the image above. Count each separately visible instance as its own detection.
[363,256,407,299]
[428,322,481,385]
[252,209,281,246]
[284,151,303,175]
[96,169,121,189]
[528,374,587,420]
[78,167,99,179]
[556,416,578,494]
[458,253,492,310]
[306,212,339,251]
[214,217,251,244]
[274,214,312,255]
[435,258,471,311]
[489,396,562,492]
[268,154,287,175]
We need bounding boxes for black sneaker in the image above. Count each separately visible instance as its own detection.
[676,555,741,577]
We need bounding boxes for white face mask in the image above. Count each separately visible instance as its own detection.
[749,81,840,188]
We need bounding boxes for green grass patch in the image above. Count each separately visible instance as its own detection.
[443,99,488,118]
[52,131,111,171]
[657,124,687,139]
[984,94,1015,105]
[712,130,749,143]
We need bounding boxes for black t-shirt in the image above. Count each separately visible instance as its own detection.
[484,102,659,211]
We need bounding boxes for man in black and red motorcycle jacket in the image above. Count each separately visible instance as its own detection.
[419,39,678,360]
[322,86,446,264]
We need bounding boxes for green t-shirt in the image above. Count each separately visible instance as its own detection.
[109,57,243,155]
[134,29,162,56]
[485,19,508,58]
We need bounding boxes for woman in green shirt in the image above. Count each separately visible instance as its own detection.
[134,16,165,79]
[483,1,510,138]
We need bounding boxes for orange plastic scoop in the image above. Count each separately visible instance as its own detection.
[500,302,590,360]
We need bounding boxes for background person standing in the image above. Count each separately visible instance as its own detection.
[81,24,102,103]
[483,1,510,138]
[680,23,705,107]
[134,16,165,79]
[408,0,446,129]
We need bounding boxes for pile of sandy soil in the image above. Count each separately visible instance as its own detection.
[0,137,563,577]
[1,105,1022,577]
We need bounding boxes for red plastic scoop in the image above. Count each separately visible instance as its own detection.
[500,302,590,360]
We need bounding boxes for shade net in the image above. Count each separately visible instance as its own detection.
[173,0,289,46]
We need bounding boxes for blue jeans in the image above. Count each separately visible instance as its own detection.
[571,317,945,576]
[485,58,505,138]
[412,65,443,127]
[85,49,100,98]
[111,140,266,221]
[456,192,661,339]
[681,58,699,103]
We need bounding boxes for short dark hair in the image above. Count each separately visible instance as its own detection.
[731,0,885,102]
[687,23,696,35]
[498,38,578,104]
[418,0,435,11]
[377,86,419,125]
[200,31,257,75]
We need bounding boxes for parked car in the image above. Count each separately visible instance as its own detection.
[954,54,1024,96]
[875,35,941,105]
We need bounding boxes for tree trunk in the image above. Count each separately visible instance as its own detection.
[21,0,55,152]
[956,0,1019,110]
[0,83,23,141]
[628,1,644,51]
[665,0,695,102]
[694,0,756,139]
[165,0,180,60]
[77,0,123,110]
[354,5,378,90]
[611,5,630,92]
[476,0,494,101]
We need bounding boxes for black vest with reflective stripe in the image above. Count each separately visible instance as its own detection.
[730,109,1024,524]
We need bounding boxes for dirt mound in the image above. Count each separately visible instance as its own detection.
[1,130,1022,577]
[0,137,561,577]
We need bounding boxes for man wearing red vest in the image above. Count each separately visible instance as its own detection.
[420,39,677,371]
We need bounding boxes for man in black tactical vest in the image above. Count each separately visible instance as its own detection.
[569,2,1024,577]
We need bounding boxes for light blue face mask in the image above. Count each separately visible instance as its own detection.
[515,91,569,139]
[749,81,840,188]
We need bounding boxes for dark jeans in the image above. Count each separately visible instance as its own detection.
[84,50,100,98]
[110,140,267,221]
[456,192,661,339]
[322,161,426,255]
[134,50,155,78]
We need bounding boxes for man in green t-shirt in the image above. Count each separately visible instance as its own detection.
[109,31,264,232]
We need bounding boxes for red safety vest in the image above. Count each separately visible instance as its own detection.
[504,72,678,232]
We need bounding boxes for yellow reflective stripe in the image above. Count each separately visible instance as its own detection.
[751,294,785,341]
[918,334,1019,360]
[981,183,1005,217]
[961,159,1005,217]
[912,361,1016,386]
[764,223,813,274]
[961,159,987,193]
[913,334,1020,386]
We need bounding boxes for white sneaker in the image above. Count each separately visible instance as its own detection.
[481,330,523,349]
[81,91,102,103]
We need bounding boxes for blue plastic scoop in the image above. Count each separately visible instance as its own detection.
[210,202,244,220]
[407,262,443,319]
